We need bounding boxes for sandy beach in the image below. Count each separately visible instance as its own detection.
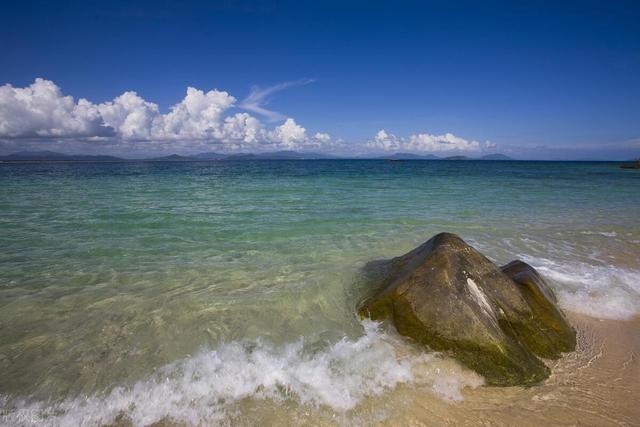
[381,313,640,427]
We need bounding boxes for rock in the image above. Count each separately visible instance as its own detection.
[500,260,576,358]
[358,232,576,386]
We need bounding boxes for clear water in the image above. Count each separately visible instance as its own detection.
[1,160,639,425]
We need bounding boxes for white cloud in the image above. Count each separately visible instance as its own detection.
[0,78,328,152]
[0,78,111,138]
[484,140,497,149]
[0,78,493,156]
[96,87,241,142]
[239,79,314,122]
[407,132,480,152]
[97,91,161,140]
[372,129,400,151]
[313,132,331,143]
[268,118,306,149]
[368,129,486,153]
[221,113,263,144]
[161,87,239,140]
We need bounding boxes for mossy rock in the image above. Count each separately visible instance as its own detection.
[500,260,576,358]
[358,232,575,386]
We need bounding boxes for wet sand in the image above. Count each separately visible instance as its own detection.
[370,313,640,427]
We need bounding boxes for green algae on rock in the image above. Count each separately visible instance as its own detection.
[500,260,576,359]
[358,232,576,386]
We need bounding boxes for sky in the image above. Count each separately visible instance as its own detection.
[0,0,639,159]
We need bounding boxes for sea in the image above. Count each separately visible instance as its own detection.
[0,160,638,426]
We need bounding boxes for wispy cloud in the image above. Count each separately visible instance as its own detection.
[239,78,314,122]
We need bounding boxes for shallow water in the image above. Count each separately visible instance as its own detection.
[0,160,639,425]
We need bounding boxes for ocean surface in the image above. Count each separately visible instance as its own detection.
[0,160,639,426]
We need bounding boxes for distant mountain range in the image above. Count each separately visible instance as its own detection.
[0,150,123,162]
[149,151,337,161]
[0,150,514,162]
[148,154,198,162]
[374,153,513,161]
[478,154,513,160]
[375,152,440,160]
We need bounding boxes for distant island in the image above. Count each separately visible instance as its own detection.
[375,153,441,160]
[374,153,514,161]
[0,150,124,162]
[442,155,471,160]
[0,150,517,163]
[478,154,513,160]
[0,150,339,162]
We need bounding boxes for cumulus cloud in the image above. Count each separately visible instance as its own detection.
[313,132,331,143]
[0,79,246,143]
[0,78,492,156]
[0,78,330,152]
[97,91,161,140]
[484,140,497,150]
[368,129,486,153]
[221,113,262,144]
[0,78,112,138]
[268,118,307,149]
[371,129,399,151]
[158,87,237,140]
[90,87,244,142]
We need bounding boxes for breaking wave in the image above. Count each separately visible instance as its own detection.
[521,256,640,320]
[1,321,483,426]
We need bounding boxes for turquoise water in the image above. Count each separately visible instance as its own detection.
[1,160,639,425]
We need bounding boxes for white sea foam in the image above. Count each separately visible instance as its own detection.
[580,230,618,237]
[1,321,483,427]
[521,256,640,320]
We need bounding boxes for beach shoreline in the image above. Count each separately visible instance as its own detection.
[363,312,640,427]
[150,312,640,427]
[238,313,639,427]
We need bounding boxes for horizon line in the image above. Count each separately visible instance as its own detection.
[0,149,637,162]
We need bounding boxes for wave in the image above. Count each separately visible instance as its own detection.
[1,321,483,427]
[579,230,618,237]
[520,255,640,320]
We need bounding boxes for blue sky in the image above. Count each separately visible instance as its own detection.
[1,0,639,159]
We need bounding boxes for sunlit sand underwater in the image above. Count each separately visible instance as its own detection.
[1,160,638,426]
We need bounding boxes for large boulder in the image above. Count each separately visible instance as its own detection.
[358,232,576,386]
